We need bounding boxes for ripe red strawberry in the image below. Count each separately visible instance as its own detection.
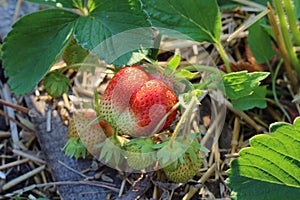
[99,65,178,137]
[99,66,150,127]
[117,79,178,137]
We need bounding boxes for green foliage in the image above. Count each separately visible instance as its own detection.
[231,86,267,110]
[248,19,276,63]
[227,117,300,200]
[62,38,89,66]
[217,0,270,10]
[75,0,153,65]
[142,0,221,43]
[3,0,152,95]
[222,71,269,110]
[25,0,84,9]
[3,9,77,94]
[175,69,198,79]
[295,0,300,19]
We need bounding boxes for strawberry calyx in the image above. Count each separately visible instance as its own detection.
[124,138,156,170]
[124,138,156,159]
[155,134,208,169]
[155,134,208,183]
[64,137,87,160]
[97,135,128,167]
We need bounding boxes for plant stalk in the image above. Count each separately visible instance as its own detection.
[283,0,300,46]
[169,95,197,146]
[273,0,300,77]
[215,42,231,73]
[267,3,298,93]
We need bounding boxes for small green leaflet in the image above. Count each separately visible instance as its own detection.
[231,86,267,110]
[227,117,300,200]
[222,71,269,99]
[142,0,221,43]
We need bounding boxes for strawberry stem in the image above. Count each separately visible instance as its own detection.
[170,95,198,147]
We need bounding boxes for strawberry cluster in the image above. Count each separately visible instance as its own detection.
[65,65,206,183]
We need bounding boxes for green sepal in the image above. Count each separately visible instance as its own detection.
[97,137,122,165]
[64,137,87,160]
[124,137,156,160]
[167,54,181,70]
[175,69,199,79]
[156,134,208,169]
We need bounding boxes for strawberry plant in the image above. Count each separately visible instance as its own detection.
[1,0,300,198]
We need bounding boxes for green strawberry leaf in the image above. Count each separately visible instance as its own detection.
[62,38,89,66]
[217,0,270,11]
[227,117,300,200]
[222,71,269,100]
[142,0,221,43]
[25,0,84,9]
[295,0,300,19]
[3,0,152,95]
[248,18,276,63]
[75,0,152,66]
[231,86,267,110]
[2,9,78,95]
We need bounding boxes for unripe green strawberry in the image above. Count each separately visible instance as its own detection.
[124,138,156,170]
[68,118,78,139]
[43,70,70,98]
[64,111,108,159]
[163,151,203,183]
[64,117,86,159]
[156,135,207,183]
